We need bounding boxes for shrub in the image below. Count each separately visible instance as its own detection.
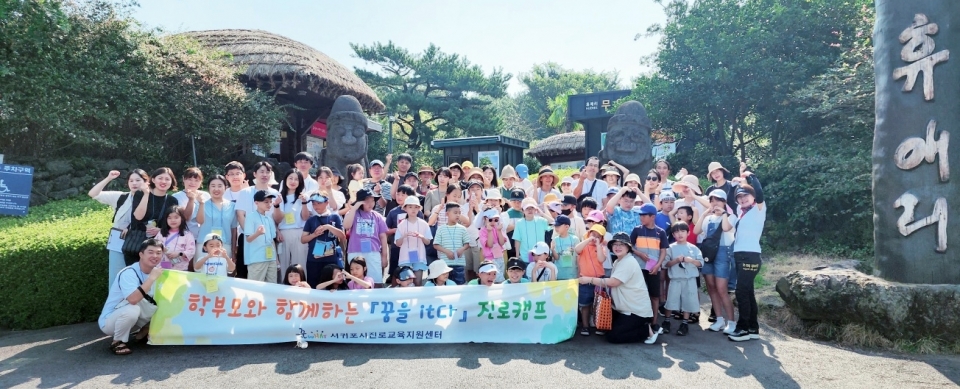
[0,198,112,329]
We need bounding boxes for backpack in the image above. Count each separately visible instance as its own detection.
[699,221,723,263]
[576,179,598,212]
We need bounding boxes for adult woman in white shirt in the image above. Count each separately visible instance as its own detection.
[89,169,149,287]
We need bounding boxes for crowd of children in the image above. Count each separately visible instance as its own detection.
[94,151,766,347]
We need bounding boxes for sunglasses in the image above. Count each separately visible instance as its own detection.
[646,176,660,181]
[489,218,500,222]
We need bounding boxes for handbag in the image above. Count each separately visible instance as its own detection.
[121,229,147,266]
[699,220,724,263]
[594,287,613,331]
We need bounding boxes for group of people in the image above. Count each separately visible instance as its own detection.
[93,151,765,354]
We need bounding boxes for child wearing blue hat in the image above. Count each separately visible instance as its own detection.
[629,202,669,334]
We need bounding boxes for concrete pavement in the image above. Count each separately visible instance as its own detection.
[1,319,958,388]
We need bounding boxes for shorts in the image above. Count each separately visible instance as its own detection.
[641,269,661,298]
[465,246,482,273]
[350,252,384,284]
[665,277,699,313]
[702,245,733,279]
[247,261,277,283]
[578,284,597,307]
[401,261,428,272]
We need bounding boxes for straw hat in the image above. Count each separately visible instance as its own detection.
[537,166,558,185]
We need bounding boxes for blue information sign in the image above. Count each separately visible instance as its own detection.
[0,164,34,216]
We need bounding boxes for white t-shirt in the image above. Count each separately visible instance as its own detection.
[577,178,608,202]
[610,254,653,317]
[173,190,211,239]
[526,263,555,281]
[702,214,738,247]
[201,256,230,277]
[99,265,154,328]
[94,191,133,229]
[277,194,306,230]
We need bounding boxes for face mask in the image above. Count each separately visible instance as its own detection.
[561,209,573,216]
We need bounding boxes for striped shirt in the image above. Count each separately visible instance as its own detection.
[434,223,470,266]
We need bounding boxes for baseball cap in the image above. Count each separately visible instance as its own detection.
[708,189,727,200]
[467,180,483,189]
[396,266,416,281]
[736,186,755,198]
[515,164,529,179]
[253,190,277,202]
[554,215,571,226]
[369,159,384,168]
[510,189,526,201]
[585,224,607,239]
[659,191,676,201]
[638,203,658,215]
[355,188,377,202]
[529,241,550,256]
[402,171,419,183]
[585,210,605,223]
[607,187,620,196]
[547,201,562,213]
[507,258,525,270]
[562,195,578,206]
[461,160,474,170]
[203,233,223,245]
[307,193,328,203]
[561,177,575,187]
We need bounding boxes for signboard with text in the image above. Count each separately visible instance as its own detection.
[149,271,578,345]
[0,163,34,216]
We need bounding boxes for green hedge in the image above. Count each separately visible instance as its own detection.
[0,198,112,329]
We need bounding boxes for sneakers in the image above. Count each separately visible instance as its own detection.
[676,322,689,336]
[709,317,726,332]
[728,328,760,342]
[579,327,590,336]
[661,320,672,334]
[644,329,660,344]
[658,304,667,317]
[595,329,605,336]
[723,321,737,335]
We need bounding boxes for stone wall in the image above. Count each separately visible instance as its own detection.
[7,157,140,206]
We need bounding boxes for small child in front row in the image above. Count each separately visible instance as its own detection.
[283,264,310,288]
[551,215,580,280]
[527,242,558,282]
[478,208,508,282]
[395,196,433,286]
[502,258,529,284]
[158,205,195,271]
[195,233,235,277]
[347,257,374,290]
[662,222,703,337]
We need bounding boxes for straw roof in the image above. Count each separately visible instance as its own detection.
[527,131,584,158]
[181,29,384,112]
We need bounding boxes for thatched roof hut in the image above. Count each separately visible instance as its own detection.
[181,29,384,113]
[527,131,585,165]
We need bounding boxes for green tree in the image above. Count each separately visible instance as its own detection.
[351,41,510,152]
[518,63,620,138]
[633,0,869,165]
[545,89,583,132]
[0,0,284,168]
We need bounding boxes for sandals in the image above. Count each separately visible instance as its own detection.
[110,341,132,355]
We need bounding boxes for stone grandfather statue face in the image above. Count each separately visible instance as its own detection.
[602,101,653,168]
[326,95,368,162]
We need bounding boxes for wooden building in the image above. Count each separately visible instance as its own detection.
[431,136,529,171]
[181,29,384,164]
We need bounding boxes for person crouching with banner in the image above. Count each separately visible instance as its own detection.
[99,239,163,355]
[579,232,658,344]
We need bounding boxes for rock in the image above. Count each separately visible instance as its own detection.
[71,176,90,188]
[777,268,960,341]
[32,181,53,196]
[45,160,73,176]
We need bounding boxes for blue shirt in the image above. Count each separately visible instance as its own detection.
[243,210,277,264]
[607,206,640,235]
[198,199,236,249]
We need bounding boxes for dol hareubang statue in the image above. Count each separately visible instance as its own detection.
[598,101,653,177]
[321,95,370,178]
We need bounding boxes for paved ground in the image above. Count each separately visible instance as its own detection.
[1,319,958,388]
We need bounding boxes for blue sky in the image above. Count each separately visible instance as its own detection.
[132,0,666,95]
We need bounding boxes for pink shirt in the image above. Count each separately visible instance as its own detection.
[395,218,433,266]
[158,230,196,271]
[477,227,505,259]
[348,277,374,290]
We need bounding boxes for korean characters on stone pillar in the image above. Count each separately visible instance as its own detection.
[893,13,950,253]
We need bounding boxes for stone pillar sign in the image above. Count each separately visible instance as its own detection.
[874,0,959,283]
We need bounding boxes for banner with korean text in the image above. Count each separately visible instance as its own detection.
[149,271,578,345]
